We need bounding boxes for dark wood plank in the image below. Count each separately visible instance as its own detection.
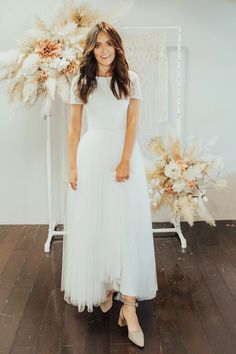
[214,221,236,270]
[0,221,235,354]
[84,308,110,354]
[187,223,236,340]
[111,344,138,353]
[172,222,236,354]
[0,225,26,275]
[157,237,213,354]
[54,238,63,289]
[9,235,61,353]
[154,238,189,354]
[60,345,85,354]
[60,304,88,351]
[0,225,40,312]
[0,224,11,248]
[36,288,66,354]
[0,225,40,353]
[224,220,236,246]
[140,299,161,354]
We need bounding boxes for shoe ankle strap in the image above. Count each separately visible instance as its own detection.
[120,294,138,307]
[123,299,138,307]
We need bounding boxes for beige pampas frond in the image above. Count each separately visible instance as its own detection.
[8,77,25,102]
[0,49,20,79]
[166,127,181,160]
[0,49,19,69]
[158,193,169,209]
[53,0,102,28]
[56,75,70,102]
[147,136,167,159]
[23,79,38,104]
[20,53,40,75]
[196,198,216,226]
[184,142,199,162]
[103,0,135,26]
[18,37,39,55]
[45,77,57,100]
[170,139,181,160]
[179,197,195,226]
[34,16,49,32]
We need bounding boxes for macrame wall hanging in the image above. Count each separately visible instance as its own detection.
[119,28,169,159]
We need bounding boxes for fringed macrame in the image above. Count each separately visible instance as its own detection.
[118,28,169,159]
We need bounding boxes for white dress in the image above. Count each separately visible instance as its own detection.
[61,70,158,312]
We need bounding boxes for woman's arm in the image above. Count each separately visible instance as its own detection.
[68,104,83,189]
[115,98,140,182]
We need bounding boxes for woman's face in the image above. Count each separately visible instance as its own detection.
[93,31,116,72]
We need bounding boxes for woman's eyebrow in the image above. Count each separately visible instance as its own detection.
[95,40,113,44]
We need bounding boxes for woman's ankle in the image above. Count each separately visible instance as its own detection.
[123,294,135,301]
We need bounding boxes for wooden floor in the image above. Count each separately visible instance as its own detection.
[0,220,236,354]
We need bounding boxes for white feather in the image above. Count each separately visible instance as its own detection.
[24,28,48,40]
[0,49,20,67]
[45,77,57,100]
[57,76,70,103]
[53,22,78,38]
[41,95,52,118]
[21,53,40,75]
[23,80,38,104]
[0,49,20,79]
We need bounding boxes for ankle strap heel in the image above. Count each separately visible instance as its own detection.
[118,294,144,348]
[120,294,138,307]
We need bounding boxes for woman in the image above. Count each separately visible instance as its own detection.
[61,21,158,348]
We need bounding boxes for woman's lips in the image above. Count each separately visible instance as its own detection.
[100,55,111,59]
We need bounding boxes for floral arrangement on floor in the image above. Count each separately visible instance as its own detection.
[146,129,227,226]
[0,2,102,114]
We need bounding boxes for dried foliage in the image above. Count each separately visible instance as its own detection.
[146,128,227,226]
[0,1,102,107]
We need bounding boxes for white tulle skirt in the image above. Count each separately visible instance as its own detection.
[61,128,158,312]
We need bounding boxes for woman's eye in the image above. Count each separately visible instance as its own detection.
[94,44,100,48]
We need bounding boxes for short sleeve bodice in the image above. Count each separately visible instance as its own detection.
[70,76,83,104]
[69,70,142,132]
[129,71,142,100]
[69,70,142,105]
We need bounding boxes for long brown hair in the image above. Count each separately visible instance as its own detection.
[75,21,133,104]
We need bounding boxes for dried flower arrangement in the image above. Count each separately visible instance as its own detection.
[146,129,227,226]
[0,2,102,110]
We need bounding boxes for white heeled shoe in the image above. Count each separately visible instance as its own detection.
[118,296,144,348]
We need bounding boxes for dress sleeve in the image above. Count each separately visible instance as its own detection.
[130,71,142,100]
[70,75,83,104]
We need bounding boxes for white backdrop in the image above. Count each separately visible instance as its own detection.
[0,0,235,224]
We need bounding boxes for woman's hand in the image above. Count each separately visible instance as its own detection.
[115,160,130,182]
[70,167,78,190]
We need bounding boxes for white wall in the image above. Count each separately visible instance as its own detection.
[0,0,235,224]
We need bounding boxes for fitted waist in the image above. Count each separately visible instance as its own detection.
[86,127,126,134]
[86,116,127,132]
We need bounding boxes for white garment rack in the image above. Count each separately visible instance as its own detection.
[44,25,186,252]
